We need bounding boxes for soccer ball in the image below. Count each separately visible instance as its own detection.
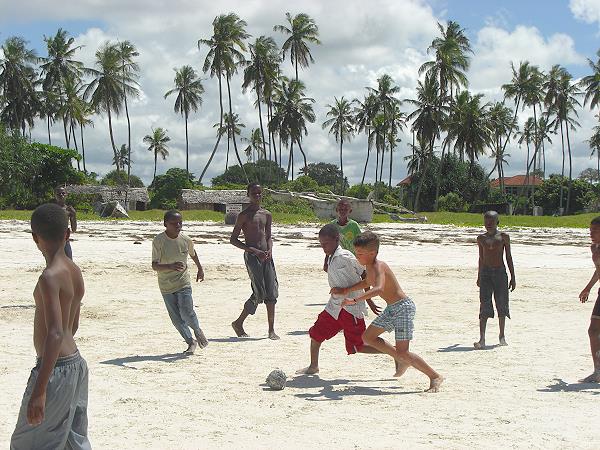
[266,369,287,390]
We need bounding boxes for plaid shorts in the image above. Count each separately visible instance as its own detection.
[371,298,416,341]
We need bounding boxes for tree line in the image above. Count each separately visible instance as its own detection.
[2,15,600,213]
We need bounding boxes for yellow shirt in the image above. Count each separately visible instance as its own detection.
[152,231,196,294]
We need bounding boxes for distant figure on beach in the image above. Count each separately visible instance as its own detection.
[337,231,444,392]
[54,186,77,259]
[323,199,362,272]
[577,216,600,383]
[230,183,279,340]
[11,203,91,449]
[474,211,516,349]
[152,210,208,355]
[297,224,403,376]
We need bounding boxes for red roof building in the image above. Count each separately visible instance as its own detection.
[490,175,543,196]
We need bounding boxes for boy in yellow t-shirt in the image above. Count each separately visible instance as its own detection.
[152,210,208,354]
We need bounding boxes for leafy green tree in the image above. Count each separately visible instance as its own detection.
[149,168,194,209]
[274,12,321,81]
[165,65,204,175]
[101,169,144,187]
[579,167,599,184]
[533,175,594,214]
[322,96,354,193]
[198,13,249,184]
[211,160,286,186]
[0,36,40,135]
[302,162,347,191]
[143,127,170,183]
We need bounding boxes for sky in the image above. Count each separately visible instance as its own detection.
[2,0,600,187]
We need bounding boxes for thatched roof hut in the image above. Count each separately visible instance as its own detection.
[65,185,149,211]
[178,189,250,213]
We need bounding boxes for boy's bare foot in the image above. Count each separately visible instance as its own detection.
[578,371,600,383]
[184,340,197,355]
[499,336,508,346]
[296,366,319,375]
[195,330,209,348]
[425,376,444,393]
[473,340,485,350]
[231,321,248,337]
[393,360,409,377]
[268,331,280,340]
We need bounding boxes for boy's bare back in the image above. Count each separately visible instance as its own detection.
[33,257,84,358]
[477,231,509,268]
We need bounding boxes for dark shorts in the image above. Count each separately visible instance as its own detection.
[309,309,365,354]
[593,292,600,320]
[243,252,278,315]
[64,240,73,260]
[479,267,510,319]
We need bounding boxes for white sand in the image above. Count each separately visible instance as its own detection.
[1,220,599,449]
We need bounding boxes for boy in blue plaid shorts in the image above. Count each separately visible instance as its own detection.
[336,231,443,392]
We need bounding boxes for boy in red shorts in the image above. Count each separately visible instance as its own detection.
[297,224,403,375]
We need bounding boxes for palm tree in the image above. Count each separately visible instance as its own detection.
[488,101,517,194]
[353,93,379,184]
[367,114,388,187]
[115,41,140,188]
[322,96,354,193]
[38,89,60,144]
[244,128,264,162]
[198,13,249,184]
[39,29,85,146]
[60,74,87,170]
[242,36,281,163]
[588,125,600,181]
[581,49,600,117]
[84,43,134,174]
[0,36,39,135]
[269,77,315,179]
[386,103,406,188]
[274,12,321,81]
[165,65,204,175]
[113,144,130,170]
[144,127,170,184]
[214,112,245,170]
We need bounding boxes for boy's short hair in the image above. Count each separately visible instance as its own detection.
[319,223,340,239]
[591,216,600,226]
[31,203,68,242]
[484,210,499,222]
[353,231,379,251]
[247,182,261,194]
[164,209,181,222]
[336,198,351,208]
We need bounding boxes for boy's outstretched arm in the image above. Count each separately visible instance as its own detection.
[344,264,386,304]
[580,270,599,303]
[29,274,64,426]
[190,252,204,282]
[503,234,516,291]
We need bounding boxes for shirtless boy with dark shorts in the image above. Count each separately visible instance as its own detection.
[230,183,279,340]
[474,210,516,349]
[11,203,90,449]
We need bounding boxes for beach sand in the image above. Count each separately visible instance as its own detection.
[1,220,599,449]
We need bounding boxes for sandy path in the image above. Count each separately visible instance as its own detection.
[0,221,598,449]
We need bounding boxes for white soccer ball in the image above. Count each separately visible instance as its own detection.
[266,369,287,390]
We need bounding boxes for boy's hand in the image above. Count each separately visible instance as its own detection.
[27,391,46,426]
[509,278,516,291]
[170,262,185,272]
[341,298,357,306]
[366,299,381,315]
[580,288,590,303]
[330,287,346,296]
[196,266,204,282]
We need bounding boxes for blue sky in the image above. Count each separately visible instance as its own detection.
[2,0,600,185]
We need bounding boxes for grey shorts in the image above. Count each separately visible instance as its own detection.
[371,298,416,341]
[479,267,510,319]
[11,351,90,450]
[243,252,279,315]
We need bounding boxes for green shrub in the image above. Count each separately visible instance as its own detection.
[66,193,96,213]
[150,168,194,209]
[101,170,145,187]
[438,192,467,212]
[346,184,372,199]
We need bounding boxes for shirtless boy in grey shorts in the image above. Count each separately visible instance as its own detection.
[475,211,516,349]
[11,203,90,450]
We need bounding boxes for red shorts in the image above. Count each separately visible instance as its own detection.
[309,309,365,354]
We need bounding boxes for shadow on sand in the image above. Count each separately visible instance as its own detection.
[438,343,498,352]
[280,375,421,401]
[287,330,309,336]
[538,378,600,395]
[209,336,267,343]
[304,303,327,307]
[100,353,189,369]
[0,304,34,309]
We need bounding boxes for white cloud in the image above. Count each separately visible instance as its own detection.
[570,0,600,24]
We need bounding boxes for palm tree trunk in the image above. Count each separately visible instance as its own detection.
[295,53,298,82]
[124,90,132,186]
[256,83,267,161]
[185,113,189,175]
[388,143,393,189]
[286,142,293,179]
[414,157,429,213]
[360,138,371,186]
[566,124,573,214]
[339,134,344,193]
[153,151,157,184]
[225,73,248,182]
[70,121,81,171]
[198,74,225,184]
[47,117,52,145]
[379,146,385,184]
[375,147,380,185]
[225,135,230,170]
[107,107,120,174]
[559,120,565,212]
[434,143,447,211]
[80,124,87,173]
[296,140,308,176]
